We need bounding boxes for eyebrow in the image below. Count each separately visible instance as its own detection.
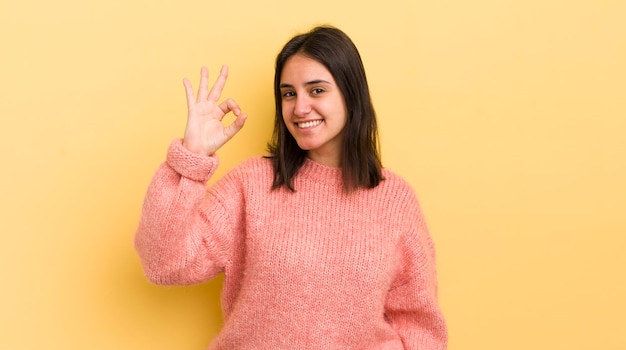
[279,79,332,89]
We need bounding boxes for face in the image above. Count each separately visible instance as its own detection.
[279,54,347,167]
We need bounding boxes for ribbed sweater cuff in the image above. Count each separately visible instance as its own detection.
[166,139,219,182]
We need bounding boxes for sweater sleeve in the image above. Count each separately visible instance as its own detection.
[134,139,238,286]
[384,198,448,349]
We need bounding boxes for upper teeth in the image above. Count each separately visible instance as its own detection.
[298,120,322,128]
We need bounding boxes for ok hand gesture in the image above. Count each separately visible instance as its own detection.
[182,66,247,155]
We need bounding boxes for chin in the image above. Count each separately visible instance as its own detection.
[295,141,320,151]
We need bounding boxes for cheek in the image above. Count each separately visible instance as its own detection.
[281,102,292,118]
[333,104,348,127]
[281,112,293,132]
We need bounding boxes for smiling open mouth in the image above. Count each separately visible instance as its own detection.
[297,120,323,129]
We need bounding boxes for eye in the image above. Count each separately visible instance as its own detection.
[311,88,325,95]
[282,91,295,98]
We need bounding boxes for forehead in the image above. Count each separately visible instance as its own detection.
[280,54,335,84]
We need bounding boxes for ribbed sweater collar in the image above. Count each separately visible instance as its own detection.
[297,157,343,188]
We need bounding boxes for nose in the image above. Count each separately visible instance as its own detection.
[293,95,312,117]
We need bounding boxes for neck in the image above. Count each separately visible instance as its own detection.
[306,150,341,168]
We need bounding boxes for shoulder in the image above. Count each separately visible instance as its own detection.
[368,168,428,230]
[377,168,420,205]
[214,156,274,190]
[381,168,413,189]
[231,156,273,174]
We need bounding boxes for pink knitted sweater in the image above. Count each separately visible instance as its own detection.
[135,140,447,349]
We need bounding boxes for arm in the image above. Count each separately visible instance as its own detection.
[134,66,248,285]
[134,140,234,285]
[385,202,448,349]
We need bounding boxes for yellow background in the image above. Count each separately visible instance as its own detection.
[1,0,624,349]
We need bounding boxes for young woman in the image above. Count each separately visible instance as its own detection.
[135,26,447,349]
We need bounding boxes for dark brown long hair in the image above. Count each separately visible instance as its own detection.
[267,25,383,192]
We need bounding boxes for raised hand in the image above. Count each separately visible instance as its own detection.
[182,65,247,155]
